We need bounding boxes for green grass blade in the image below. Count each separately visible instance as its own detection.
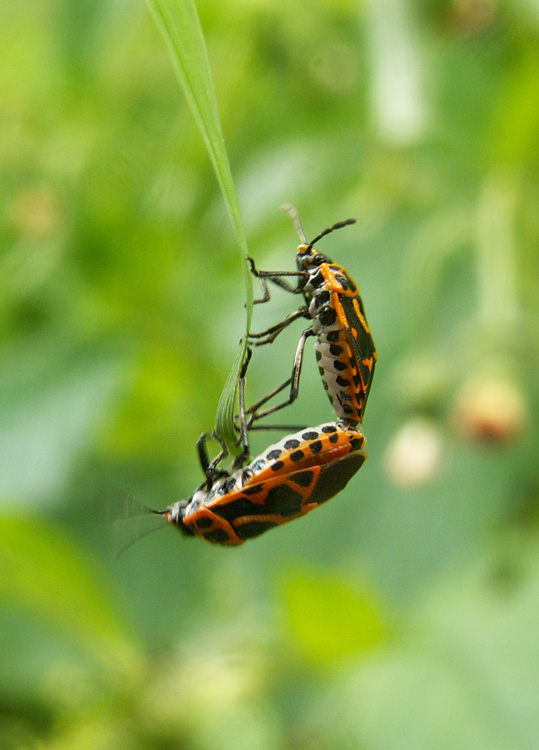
[145,0,252,451]
[214,341,249,453]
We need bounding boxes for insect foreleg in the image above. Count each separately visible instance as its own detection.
[248,306,309,345]
[197,431,229,486]
[247,257,306,301]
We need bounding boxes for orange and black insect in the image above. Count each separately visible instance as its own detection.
[246,205,377,427]
[154,422,367,545]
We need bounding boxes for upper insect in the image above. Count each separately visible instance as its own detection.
[246,205,377,427]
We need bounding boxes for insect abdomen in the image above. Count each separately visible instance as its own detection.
[306,262,376,423]
[315,327,365,422]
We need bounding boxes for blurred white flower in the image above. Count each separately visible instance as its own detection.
[385,418,443,487]
[365,0,427,145]
[451,378,527,444]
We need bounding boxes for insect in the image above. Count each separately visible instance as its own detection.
[246,205,377,427]
[152,421,367,546]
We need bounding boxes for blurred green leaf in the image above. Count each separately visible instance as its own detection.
[279,566,389,665]
[1,1,539,745]
[145,0,252,451]
[486,49,539,169]
[0,344,123,504]
[0,514,138,673]
[306,533,539,750]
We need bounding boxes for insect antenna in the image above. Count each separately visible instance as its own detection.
[281,203,356,251]
[281,203,307,244]
[307,218,356,249]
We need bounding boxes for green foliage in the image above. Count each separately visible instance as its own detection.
[145,0,252,451]
[1,0,539,748]
[278,566,389,665]
[304,534,539,750]
[0,514,136,672]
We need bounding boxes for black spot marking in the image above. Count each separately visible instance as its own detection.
[329,432,339,443]
[290,449,305,462]
[330,344,343,357]
[336,375,350,387]
[342,404,353,414]
[339,391,352,402]
[302,431,319,440]
[196,516,213,529]
[322,380,329,390]
[291,470,314,487]
[213,483,303,522]
[326,330,339,342]
[317,290,330,304]
[319,308,337,327]
[219,478,237,495]
[271,460,285,472]
[334,360,347,371]
[266,449,282,460]
[284,439,300,450]
[309,440,323,454]
[321,425,337,433]
[353,374,360,387]
[315,350,322,362]
[318,366,325,376]
[235,520,279,540]
[264,483,304,515]
[350,437,365,450]
[203,528,230,543]
[309,270,325,288]
[243,484,264,495]
[211,496,255,520]
[250,458,267,472]
[335,273,350,290]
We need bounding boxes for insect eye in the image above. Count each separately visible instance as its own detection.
[312,253,325,265]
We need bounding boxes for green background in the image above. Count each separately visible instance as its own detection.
[1,0,538,748]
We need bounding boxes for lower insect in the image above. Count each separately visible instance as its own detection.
[155,422,367,545]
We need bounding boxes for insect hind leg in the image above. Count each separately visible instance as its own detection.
[246,328,314,427]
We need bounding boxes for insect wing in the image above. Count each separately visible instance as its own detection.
[111,496,165,558]
[308,450,367,506]
[338,294,376,411]
[207,465,323,540]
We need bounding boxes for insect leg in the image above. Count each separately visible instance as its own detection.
[247,257,306,302]
[247,423,307,432]
[246,328,314,426]
[248,306,309,345]
[232,352,253,470]
[197,431,229,485]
